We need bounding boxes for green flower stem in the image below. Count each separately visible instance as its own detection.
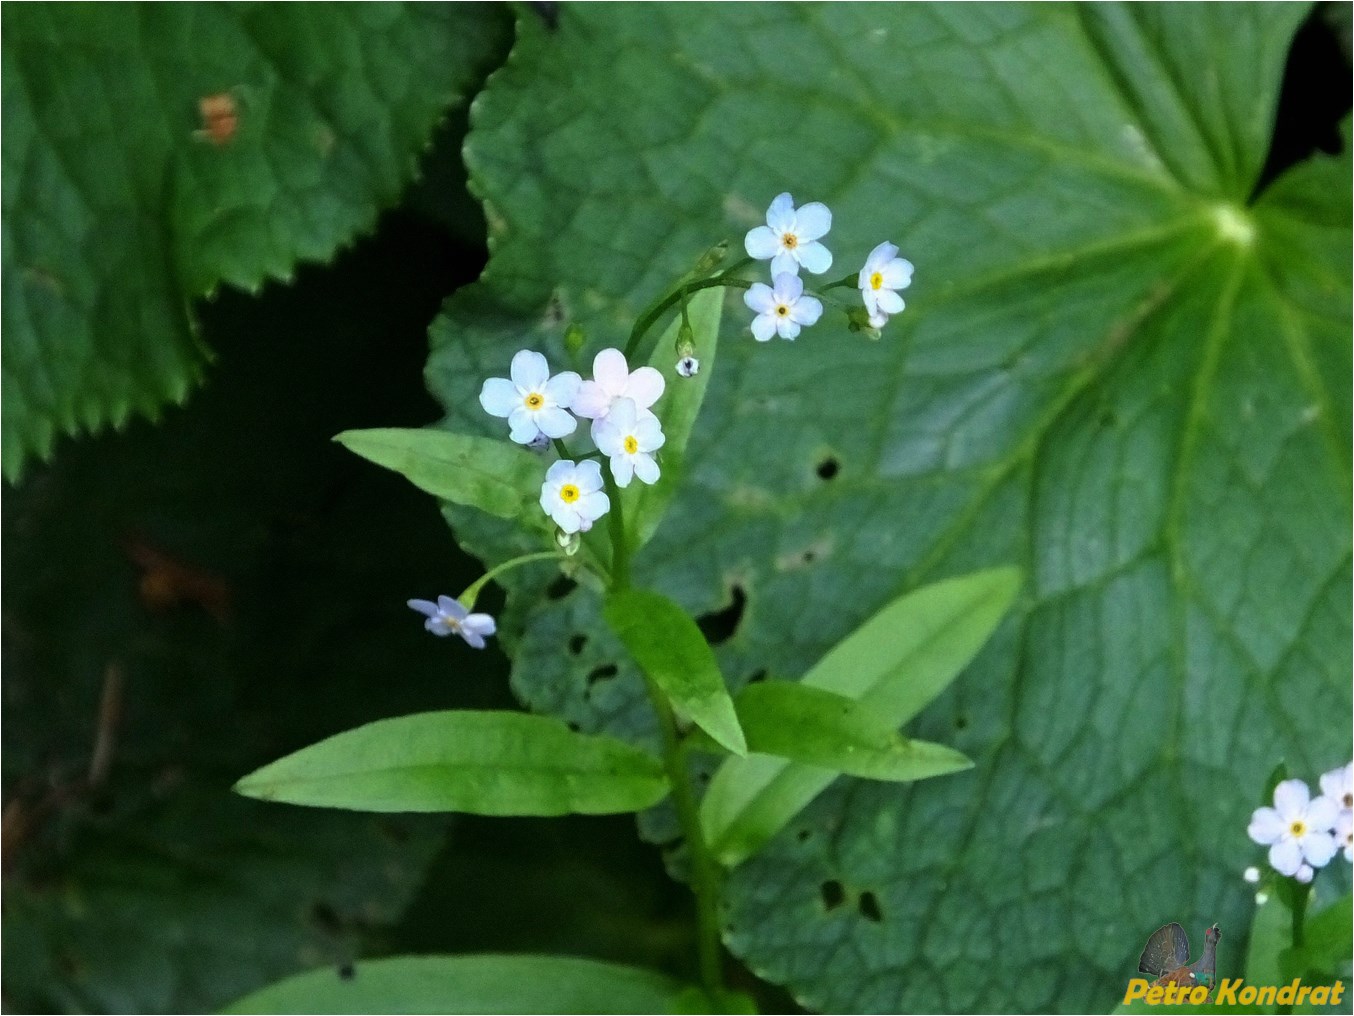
[604,472,631,591]
[1291,883,1308,948]
[819,270,859,291]
[623,259,754,361]
[458,551,566,608]
[552,438,574,459]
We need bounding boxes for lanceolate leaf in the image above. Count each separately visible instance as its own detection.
[234,711,668,816]
[1,4,508,480]
[224,954,701,1015]
[701,568,1020,865]
[335,428,545,523]
[424,5,1349,1011]
[604,588,746,756]
[731,682,972,782]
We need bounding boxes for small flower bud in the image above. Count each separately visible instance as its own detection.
[676,319,696,354]
[846,306,883,341]
[555,528,581,556]
[1242,866,1260,884]
[676,356,700,378]
[1255,891,1269,905]
[564,322,586,355]
[692,240,729,276]
[527,432,551,453]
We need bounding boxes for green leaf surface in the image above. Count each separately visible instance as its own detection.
[423,4,1350,1012]
[702,569,1017,864]
[622,287,723,552]
[604,588,746,756]
[1,3,508,479]
[224,954,699,1015]
[336,428,546,523]
[235,711,669,816]
[731,682,972,782]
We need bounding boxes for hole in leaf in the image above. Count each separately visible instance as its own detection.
[546,576,577,600]
[697,583,745,646]
[796,828,812,843]
[746,668,768,685]
[820,880,846,912]
[585,663,618,688]
[568,634,588,655]
[955,714,969,731]
[816,455,840,480]
[310,901,342,934]
[1252,6,1351,198]
[567,721,581,733]
[858,890,883,923]
[338,962,355,981]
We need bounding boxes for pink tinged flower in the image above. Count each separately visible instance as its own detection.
[744,192,833,277]
[593,398,664,488]
[1248,778,1340,877]
[539,459,610,534]
[479,350,581,445]
[407,595,496,649]
[744,272,823,342]
[572,348,665,421]
[858,241,914,322]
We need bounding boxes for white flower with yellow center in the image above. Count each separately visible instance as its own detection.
[540,459,609,534]
[406,595,496,649]
[858,241,913,325]
[1319,761,1353,814]
[572,348,665,423]
[1247,778,1339,877]
[744,192,833,277]
[744,272,823,342]
[479,350,581,445]
[593,398,664,488]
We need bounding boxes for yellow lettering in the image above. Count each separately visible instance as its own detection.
[1147,985,1165,1004]
[1278,979,1300,1005]
[1255,984,1276,1006]
[1124,979,1150,1003]
[1214,978,1240,1006]
[1188,985,1208,1005]
[1333,982,1346,1007]
[1310,986,1330,1005]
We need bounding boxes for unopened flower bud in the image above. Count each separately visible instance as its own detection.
[676,356,700,378]
[527,432,551,453]
[564,322,586,356]
[692,240,729,276]
[1242,866,1260,884]
[555,528,581,556]
[846,306,883,340]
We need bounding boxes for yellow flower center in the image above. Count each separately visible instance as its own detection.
[559,483,580,503]
[870,271,884,290]
[775,304,790,317]
[782,232,799,250]
[1290,820,1307,838]
[524,392,544,410]
[623,435,639,454]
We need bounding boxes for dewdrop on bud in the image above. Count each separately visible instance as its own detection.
[676,356,700,378]
[564,322,586,356]
[692,240,729,276]
[555,528,582,557]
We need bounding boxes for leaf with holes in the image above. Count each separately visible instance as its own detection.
[1,4,507,480]
[423,5,1350,1013]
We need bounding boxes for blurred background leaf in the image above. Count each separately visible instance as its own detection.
[423,4,1351,1013]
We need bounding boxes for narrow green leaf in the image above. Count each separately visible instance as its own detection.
[621,286,722,551]
[335,429,542,522]
[701,567,1021,866]
[234,711,668,816]
[223,954,698,1015]
[1293,894,1354,977]
[733,682,972,782]
[604,588,746,756]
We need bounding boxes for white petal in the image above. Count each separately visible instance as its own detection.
[479,378,519,417]
[407,599,440,618]
[608,397,638,431]
[750,313,777,342]
[1307,795,1340,831]
[793,201,831,241]
[1269,839,1303,876]
[770,250,800,278]
[465,614,497,636]
[460,629,487,649]
[744,225,780,260]
[772,272,804,302]
[861,288,880,316]
[634,413,664,449]
[1274,779,1311,821]
[881,258,914,289]
[625,366,665,410]
[611,455,634,487]
[593,418,624,456]
[425,617,452,636]
[633,453,660,485]
[551,503,582,534]
[574,458,605,493]
[438,595,467,619]
[744,283,776,314]
[867,311,890,329]
[864,241,898,272]
[510,349,549,389]
[876,289,906,315]
[571,381,612,420]
[796,240,833,275]
[578,488,610,522]
[791,295,823,326]
[545,459,575,483]
[508,408,540,444]
[1248,807,1285,845]
[544,370,582,407]
[1301,830,1338,867]
[766,192,795,231]
[778,319,801,340]
[536,407,577,439]
[592,348,630,394]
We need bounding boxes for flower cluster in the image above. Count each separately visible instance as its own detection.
[1247,762,1352,883]
[742,192,913,341]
